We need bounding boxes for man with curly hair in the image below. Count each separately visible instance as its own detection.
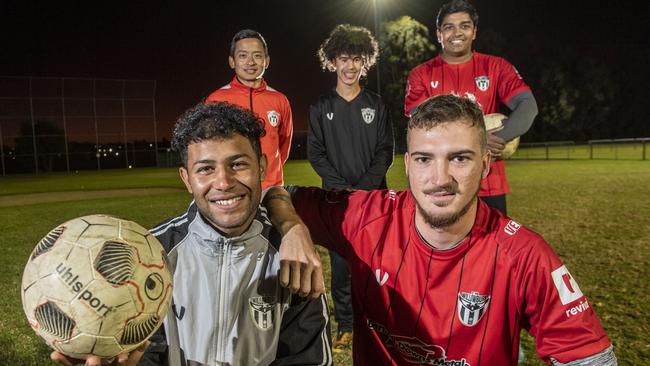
[51,102,331,366]
[309,24,394,352]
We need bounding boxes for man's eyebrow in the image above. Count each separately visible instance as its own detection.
[191,159,215,166]
[410,151,433,157]
[450,149,477,156]
[410,149,477,156]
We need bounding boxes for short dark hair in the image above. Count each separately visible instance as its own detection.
[172,102,266,166]
[408,94,486,152]
[317,24,379,76]
[230,29,269,56]
[436,0,479,30]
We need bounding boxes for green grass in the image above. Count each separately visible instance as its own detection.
[1,159,648,365]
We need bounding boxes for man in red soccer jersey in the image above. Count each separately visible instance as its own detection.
[404,0,538,215]
[265,95,616,365]
[206,29,293,189]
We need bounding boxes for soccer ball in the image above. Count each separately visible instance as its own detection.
[483,113,520,159]
[21,215,173,359]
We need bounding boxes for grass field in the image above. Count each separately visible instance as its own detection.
[1,158,648,365]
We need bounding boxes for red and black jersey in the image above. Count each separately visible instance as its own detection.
[405,52,531,197]
[291,187,611,366]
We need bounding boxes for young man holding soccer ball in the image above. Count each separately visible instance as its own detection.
[52,102,331,366]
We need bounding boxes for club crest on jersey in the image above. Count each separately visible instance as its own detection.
[267,110,280,127]
[475,76,489,91]
[458,291,490,327]
[361,108,376,124]
[249,296,276,330]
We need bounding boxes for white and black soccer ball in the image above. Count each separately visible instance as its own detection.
[21,215,173,359]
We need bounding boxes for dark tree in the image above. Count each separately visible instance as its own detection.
[378,16,436,153]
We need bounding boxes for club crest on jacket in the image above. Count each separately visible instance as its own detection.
[361,108,376,124]
[249,296,276,330]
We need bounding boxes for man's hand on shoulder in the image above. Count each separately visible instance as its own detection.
[279,222,325,299]
[264,187,326,299]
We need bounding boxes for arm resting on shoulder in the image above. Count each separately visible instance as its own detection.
[264,187,325,299]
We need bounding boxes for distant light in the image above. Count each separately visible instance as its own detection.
[103,153,107,157]
[115,152,119,156]
[149,143,153,147]
[109,148,113,152]
[128,165,133,169]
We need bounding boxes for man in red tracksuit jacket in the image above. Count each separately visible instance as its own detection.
[206,29,293,189]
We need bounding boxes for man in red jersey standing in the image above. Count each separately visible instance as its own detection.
[405,0,538,215]
[264,94,616,366]
[206,29,293,189]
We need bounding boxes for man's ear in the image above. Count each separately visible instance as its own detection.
[264,55,270,70]
[404,152,410,177]
[436,29,442,44]
[179,166,193,194]
[228,56,235,70]
[259,154,268,180]
[482,151,491,179]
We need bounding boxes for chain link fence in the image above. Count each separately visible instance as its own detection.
[0,76,160,175]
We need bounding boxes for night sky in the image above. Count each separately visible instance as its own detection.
[1,0,647,141]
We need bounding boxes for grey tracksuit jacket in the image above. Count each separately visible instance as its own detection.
[139,202,332,366]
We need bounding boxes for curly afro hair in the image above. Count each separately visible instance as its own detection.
[317,24,379,76]
[172,101,265,166]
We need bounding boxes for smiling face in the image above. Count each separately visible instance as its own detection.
[334,53,365,87]
[179,135,266,237]
[405,119,489,229]
[229,38,269,88]
[437,11,477,62]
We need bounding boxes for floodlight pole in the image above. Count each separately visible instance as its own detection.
[374,0,381,95]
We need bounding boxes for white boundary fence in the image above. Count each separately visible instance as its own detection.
[512,138,650,160]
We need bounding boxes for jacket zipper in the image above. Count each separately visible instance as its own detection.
[249,87,254,112]
[216,241,230,363]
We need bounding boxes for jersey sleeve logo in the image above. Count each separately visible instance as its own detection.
[504,220,521,235]
[326,112,334,120]
[457,291,490,327]
[551,265,584,305]
[361,108,376,124]
[430,80,439,89]
[475,76,490,91]
[267,110,280,127]
[249,296,277,330]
